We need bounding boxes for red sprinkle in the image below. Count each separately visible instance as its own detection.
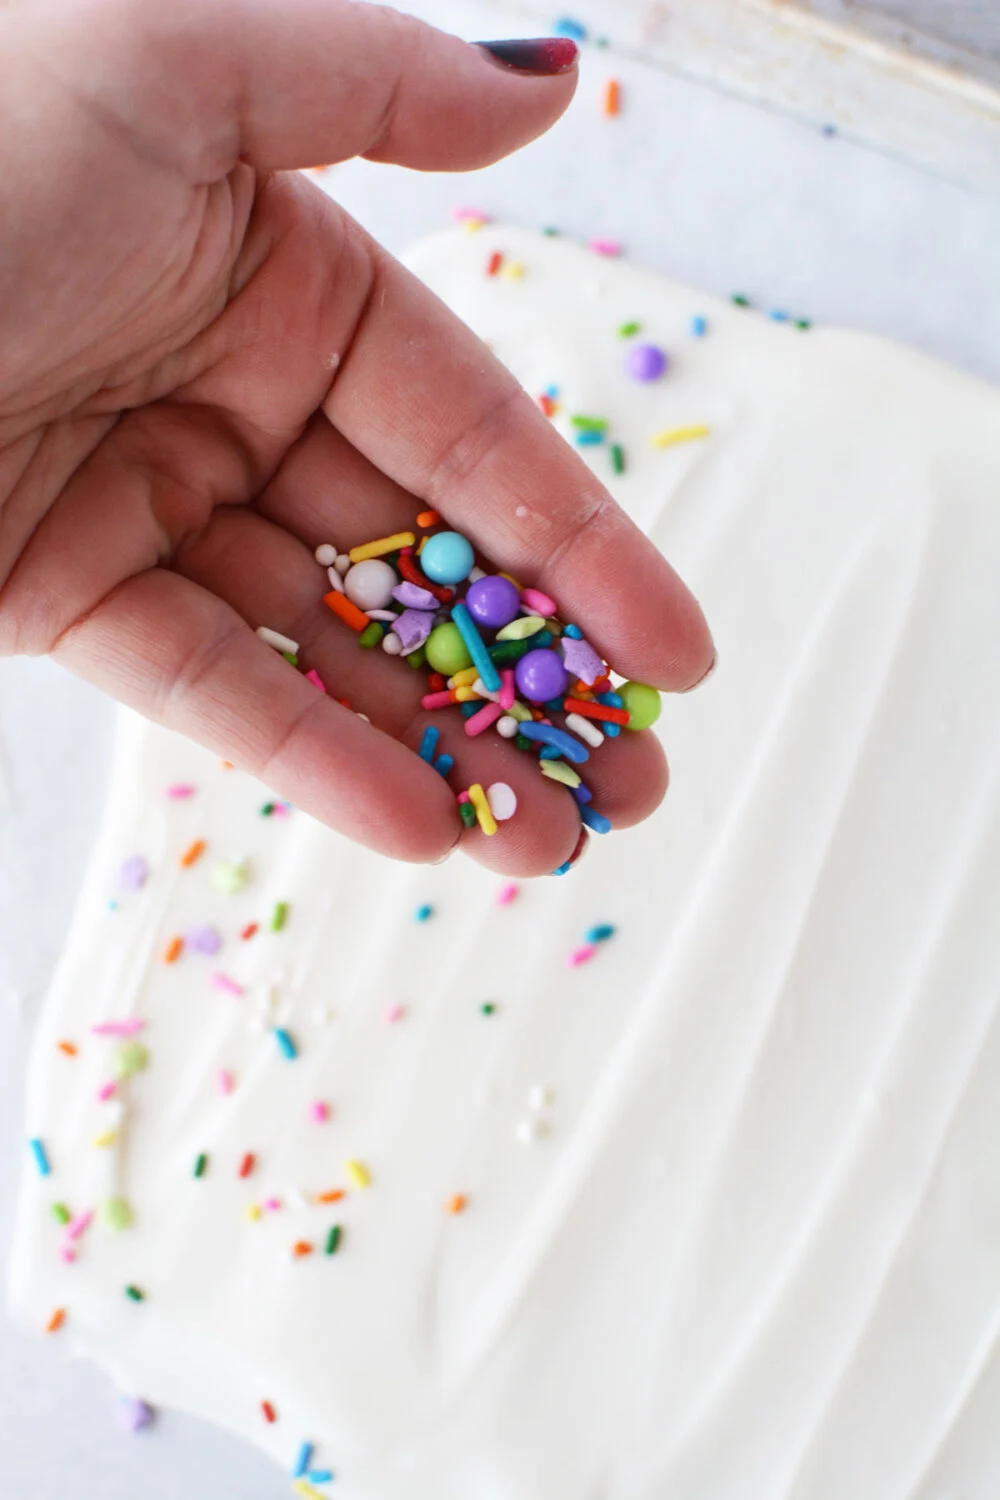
[239,1153,256,1179]
[261,1400,277,1424]
[563,696,630,726]
[240,922,259,941]
[486,250,503,277]
[398,549,453,603]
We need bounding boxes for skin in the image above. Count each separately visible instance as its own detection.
[0,0,715,876]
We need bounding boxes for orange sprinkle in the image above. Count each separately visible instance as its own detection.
[240,922,259,941]
[486,250,503,276]
[45,1308,66,1334]
[261,1400,277,1424]
[603,78,621,116]
[180,839,206,868]
[416,509,440,529]
[447,1193,468,1215]
[538,393,557,418]
[323,590,370,632]
[239,1152,256,1179]
[163,935,184,964]
[57,1041,78,1058]
[292,1241,314,1259]
[315,1189,346,1205]
[220,760,235,770]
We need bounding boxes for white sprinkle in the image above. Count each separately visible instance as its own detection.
[472,679,502,703]
[315,543,337,566]
[325,565,344,594]
[256,625,299,655]
[528,1085,552,1113]
[288,1187,309,1210]
[565,712,605,748]
[516,1118,547,1145]
[311,1005,336,1025]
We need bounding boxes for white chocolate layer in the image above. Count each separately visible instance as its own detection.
[12,226,1000,1498]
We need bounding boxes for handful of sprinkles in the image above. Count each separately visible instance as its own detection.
[261,514,661,873]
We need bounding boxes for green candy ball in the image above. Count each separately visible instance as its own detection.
[619,680,662,732]
[425,623,473,676]
[114,1040,150,1080]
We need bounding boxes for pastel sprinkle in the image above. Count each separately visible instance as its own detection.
[101,1195,134,1231]
[307,1473,335,1487]
[185,925,222,955]
[57,1041,77,1057]
[603,78,621,116]
[496,881,520,906]
[118,1397,154,1433]
[193,1153,208,1178]
[586,923,616,944]
[124,1285,145,1303]
[239,1153,256,1179]
[345,1159,371,1190]
[93,1130,117,1149]
[554,15,587,40]
[241,922,258,940]
[117,855,149,892]
[588,238,622,257]
[66,1209,94,1242]
[45,1308,66,1335]
[651,423,711,448]
[324,1225,343,1256]
[166,784,196,799]
[293,1442,314,1478]
[294,1484,329,1500]
[385,1003,406,1025]
[162,935,183,964]
[211,972,244,997]
[690,314,708,336]
[310,1102,330,1124]
[414,904,434,922]
[51,1203,71,1227]
[304,669,326,692]
[179,838,206,868]
[261,1401,277,1424]
[271,901,289,931]
[210,860,250,894]
[274,1028,298,1060]
[91,1018,146,1038]
[97,1079,117,1101]
[29,1139,51,1177]
[217,1070,235,1095]
[447,1193,467,1215]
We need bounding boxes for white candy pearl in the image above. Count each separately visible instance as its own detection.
[343,559,397,611]
[486,782,517,821]
[382,632,403,656]
[334,554,351,577]
[468,565,487,583]
[315,543,337,566]
[496,716,519,739]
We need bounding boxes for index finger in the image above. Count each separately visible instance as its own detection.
[322,227,715,693]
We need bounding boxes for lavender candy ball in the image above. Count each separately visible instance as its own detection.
[465,574,521,630]
[515,647,569,704]
[625,343,668,382]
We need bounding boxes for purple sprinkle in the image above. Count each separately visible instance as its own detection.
[117,855,149,892]
[117,1397,155,1434]
[392,581,438,611]
[184,925,222,956]
[392,609,434,653]
[624,343,668,382]
[561,635,604,687]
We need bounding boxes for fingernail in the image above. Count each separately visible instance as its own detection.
[682,650,718,693]
[475,38,579,75]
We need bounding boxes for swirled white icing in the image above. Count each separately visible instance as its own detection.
[11,226,1000,1497]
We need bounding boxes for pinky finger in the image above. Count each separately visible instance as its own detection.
[52,569,459,863]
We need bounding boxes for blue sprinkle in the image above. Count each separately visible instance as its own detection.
[585,923,616,944]
[690,314,708,337]
[433,753,454,778]
[517,722,589,764]
[107,900,119,912]
[415,904,434,923]
[575,429,604,447]
[451,602,501,693]
[821,122,838,137]
[571,783,593,805]
[768,309,791,322]
[539,745,564,760]
[554,16,587,40]
[544,383,560,398]
[563,623,583,639]
[307,1473,335,1486]
[597,691,623,738]
[459,701,480,719]
[274,1028,298,1061]
[293,1442,314,1479]
[29,1138,51,1177]
[544,698,565,713]
[418,726,440,763]
[552,861,572,876]
[580,805,612,835]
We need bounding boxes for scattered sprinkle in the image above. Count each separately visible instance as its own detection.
[117,855,149,892]
[294,1483,329,1500]
[271,901,289,932]
[239,1153,257,1179]
[324,1225,343,1257]
[316,1189,345,1205]
[568,944,598,967]
[210,860,250,895]
[217,1070,235,1095]
[57,1041,77,1057]
[292,1241,314,1260]
[731,293,751,308]
[588,238,622,257]
[113,1039,150,1079]
[92,1018,145,1038]
[497,882,520,906]
[481,1002,497,1016]
[554,15,587,40]
[45,1308,66,1335]
[118,1397,154,1433]
[166,784,196,799]
[29,1138,51,1177]
[447,1193,467,1215]
[261,1400,277,1424]
[384,1003,406,1025]
[603,78,621,116]
[304,669,326,692]
[690,314,708,337]
[414,903,434,922]
[211,972,244,998]
[293,1442,315,1479]
[93,1130,117,1149]
[345,1159,371,1190]
[102,1196,134,1232]
[310,1101,330,1124]
[193,1153,209,1179]
[162,935,184,964]
[124,1285,145,1303]
[274,1028,298,1060]
[185,925,222,955]
[650,424,711,449]
[585,923,616,944]
[51,1203,71,1226]
[610,443,625,475]
[179,839,206,868]
[256,625,299,655]
[618,320,640,337]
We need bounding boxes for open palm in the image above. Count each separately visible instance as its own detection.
[0,0,713,875]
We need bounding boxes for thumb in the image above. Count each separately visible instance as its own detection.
[31,0,579,176]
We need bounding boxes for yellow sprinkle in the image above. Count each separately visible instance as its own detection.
[650,423,711,449]
[506,701,532,723]
[345,1159,371,1189]
[294,1484,328,1500]
[496,615,545,642]
[501,260,525,280]
[453,686,480,703]
[467,784,498,837]
[448,667,480,688]
[540,760,582,788]
[244,1204,263,1223]
[497,570,523,588]
[93,1130,117,1149]
[461,217,486,233]
[348,532,415,564]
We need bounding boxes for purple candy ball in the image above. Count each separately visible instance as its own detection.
[625,343,668,382]
[465,574,521,630]
[515,648,569,704]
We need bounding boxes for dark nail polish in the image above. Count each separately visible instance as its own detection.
[475,38,579,75]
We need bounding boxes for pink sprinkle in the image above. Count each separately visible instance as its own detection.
[568,945,598,968]
[166,783,196,799]
[271,803,290,818]
[59,1246,77,1265]
[263,1197,282,1213]
[211,973,244,997]
[499,669,516,711]
[451,205,491,224]
[385,1003,406,1025]
[497,882,520,906]
[588,238,622,257]
[305,669,326,693]
[520,587,557,617]
[421,690,455,710]
[457,791,471,804]
[465,702,503,737]
[66,1209,94,1242]
[216,1069,234,1095]
[91,1019,145,1037]
[96,1080,117,1102]
[310,1101,330,1124]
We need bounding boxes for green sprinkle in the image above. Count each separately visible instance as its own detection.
[113,1040,149,1080]
[280,651,299,665]
[731,293,751,308]
[570,415,609,432]
[271,901,289,932]
[542,226,560,236]
[193,1153,208,1179]
[610,444,625,475]
[617,320,641,338]
[515,734,533,753]
[795,318,812,330]
[407,647,426,670]
[325,1225,343,1256]
[51,1203,71,1227]
[459,801,477,829]
[358,621,383,649]
[211,859,250,894]
[102,1196,134,1232]
[481,1003,497,1016]
[261,802,275,816]
[124,1285,145,1303]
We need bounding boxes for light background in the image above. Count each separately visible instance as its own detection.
[1,0,998,1495]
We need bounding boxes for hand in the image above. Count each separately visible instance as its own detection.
[0,0,714,875]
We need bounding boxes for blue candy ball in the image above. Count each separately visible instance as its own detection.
[421,531,475,585]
